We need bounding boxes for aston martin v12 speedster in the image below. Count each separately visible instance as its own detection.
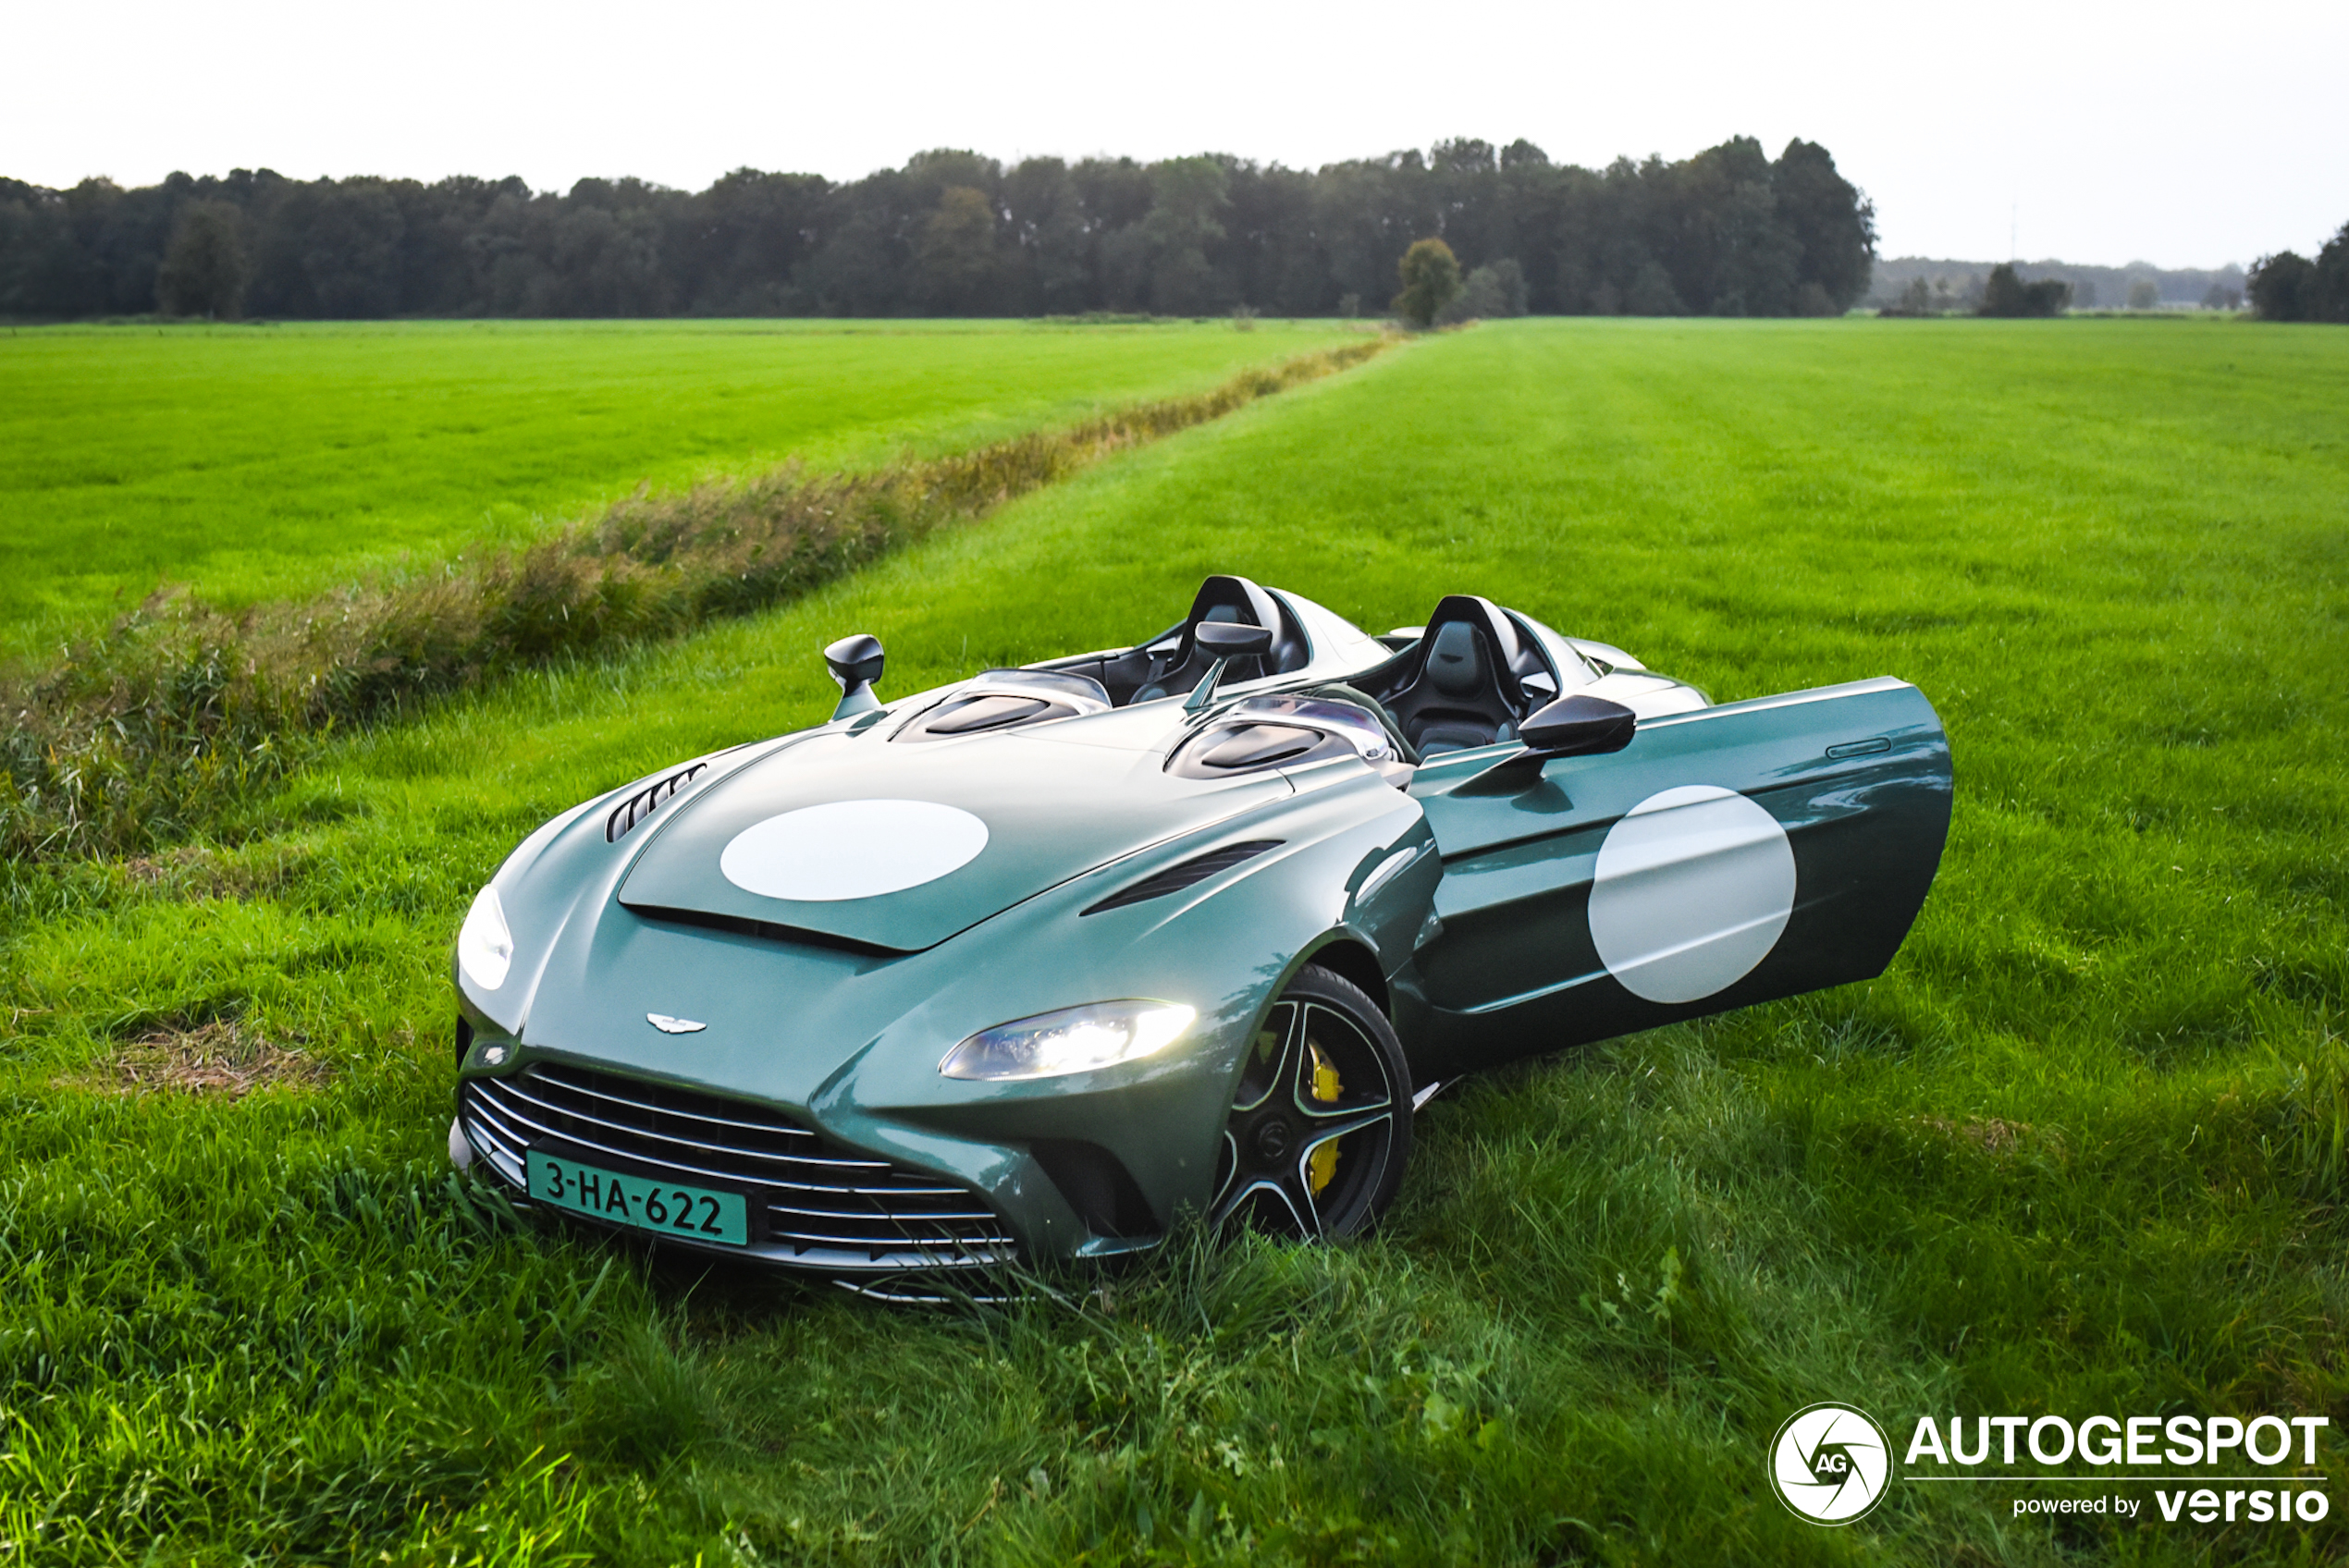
[449,576,1950,1292]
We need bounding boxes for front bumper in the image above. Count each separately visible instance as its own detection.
[455,1060,1022,1279]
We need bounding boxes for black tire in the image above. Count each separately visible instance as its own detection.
[1211,963,1412,1239]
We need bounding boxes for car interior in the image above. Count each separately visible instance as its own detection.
[894,579,1572,761]
[1349,594,1565,756]
[1038,575,1312,707]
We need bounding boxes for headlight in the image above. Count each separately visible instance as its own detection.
[457,885,514,991]
[940,1000,1196,1081]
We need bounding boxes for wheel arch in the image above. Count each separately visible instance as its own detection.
[1293,931,1391,1020]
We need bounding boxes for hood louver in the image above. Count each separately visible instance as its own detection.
[1082,840,1281,916]
[607,763,708,842]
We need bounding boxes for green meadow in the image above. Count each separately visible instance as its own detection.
[3,316,2346,1564]
[0,318,1358,655]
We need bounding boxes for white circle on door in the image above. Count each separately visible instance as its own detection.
[719,800,989,901]
[1588,784,1796,1004]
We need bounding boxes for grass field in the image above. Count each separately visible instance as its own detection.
[3,316,2347,1564]
[0,318,1359,655]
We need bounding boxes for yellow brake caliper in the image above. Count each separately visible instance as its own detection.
[1306,1040,1343,1194]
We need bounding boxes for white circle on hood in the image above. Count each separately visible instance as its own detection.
[1588,784,1795,1004]
[719,800,989,902]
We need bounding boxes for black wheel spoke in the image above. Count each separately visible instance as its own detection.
[1276,1163,1326,1236]
[1211,968,1412,1240]
[1285,1003,1327,1113]
[1211,1129,1240,1210]
[1227,1172,1314,1235]
[1231,1002,1302,1115]
[1300,1108,1394,1146]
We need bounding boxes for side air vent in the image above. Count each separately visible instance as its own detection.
[1082,840,1281,916]
[607,763,708,842]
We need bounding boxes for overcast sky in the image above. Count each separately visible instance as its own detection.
[8,0,2342,268]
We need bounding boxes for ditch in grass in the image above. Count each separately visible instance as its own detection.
[1,336,1393,864]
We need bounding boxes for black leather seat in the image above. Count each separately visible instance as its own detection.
[1125,575,1308,704]
[1370,595,1538,755]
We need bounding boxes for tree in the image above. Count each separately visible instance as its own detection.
[2313,222,2349,323]
[917,186,999,312]
[2246,251,2313,321]
[156,201,248,317]
[1439,258,1528,324]
[249,178,405,316]
[1624,259,1685,315]
[678,167,830,314]
[0,133,1889,322]
[1879,276,1931,316]
[1138,157,1229,314]
[1771,140,1876,311]
[1980,263,2070,318]
[1393,237,1461,327]
[2125,277,2159,311]
[1001,157,1092,313]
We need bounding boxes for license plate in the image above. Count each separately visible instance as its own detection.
[528,1149,749,1245]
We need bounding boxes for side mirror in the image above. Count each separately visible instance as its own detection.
[1519,693,1637,758]
[1182,622,1276,714]
[824,633,886,721]
[1193,621,1273,658]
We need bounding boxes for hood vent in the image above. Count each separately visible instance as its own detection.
[892,668,1112,744]
[607,763,708,842]
[1082,840,1281,917]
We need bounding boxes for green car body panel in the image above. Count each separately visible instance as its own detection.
[451,578,1950,1286]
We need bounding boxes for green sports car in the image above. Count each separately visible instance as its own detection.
[449,576,1950,1294]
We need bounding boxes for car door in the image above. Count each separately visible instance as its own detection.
[1398,676,1951,1075]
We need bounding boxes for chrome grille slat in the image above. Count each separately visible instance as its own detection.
[468,1090,780,1191]
[486,1076,892,1174]
[462,1094,533,1154]
[767,1202,999,1221]
[465,1110,523,1166]
[460,1063,1012,1269]
[470,1087,902,1197]
[515,1069,857,1149]
[770,1227,1019,1250]
[495,1067,879,1164]
[478,1085,963,1200]
[768,1211,1004,1236]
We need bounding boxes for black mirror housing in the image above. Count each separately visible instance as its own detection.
[1193,621,1274,658]
[824,633,885,688]
[1519,693,1637,758]
[824,633,886,720]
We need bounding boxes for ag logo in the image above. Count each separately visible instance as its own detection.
[1769,1403,1893,1525]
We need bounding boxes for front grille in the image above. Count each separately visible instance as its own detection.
[460,1061,1014,1270]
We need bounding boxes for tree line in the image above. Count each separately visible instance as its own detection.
[2247,225,2349,323]
[0,136,1876,322]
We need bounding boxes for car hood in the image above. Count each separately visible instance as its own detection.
[617,713,1291,951]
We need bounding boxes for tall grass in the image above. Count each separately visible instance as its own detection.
[0,337,1391,863]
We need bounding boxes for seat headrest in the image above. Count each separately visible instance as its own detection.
[1425,621,1486,697]
[1185,574,1279,635]
[1417,594,1528,707]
